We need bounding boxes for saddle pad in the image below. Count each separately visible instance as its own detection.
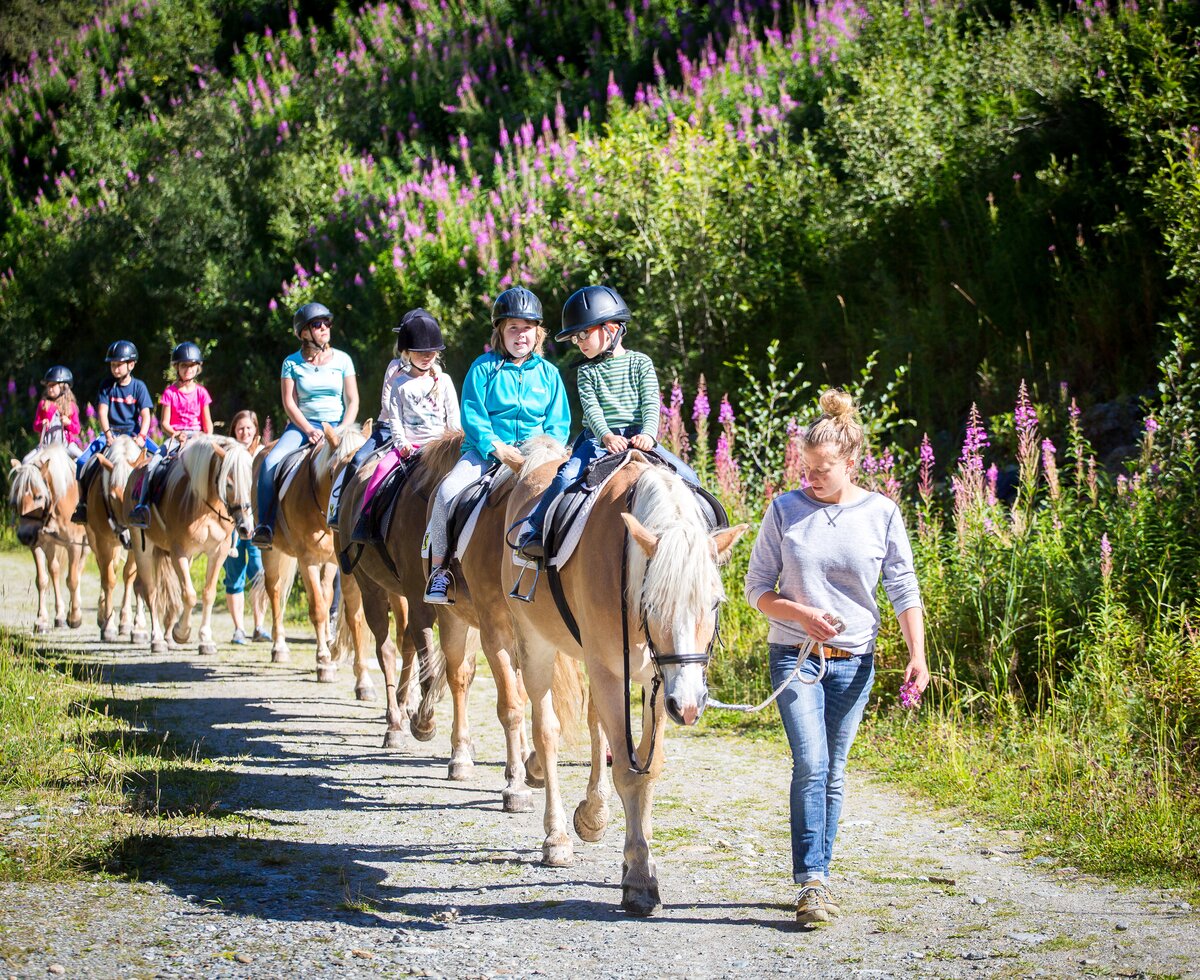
[447,464,504,562]
[275,447,309,502]
[544,454,637,570]
[373,454,422,544]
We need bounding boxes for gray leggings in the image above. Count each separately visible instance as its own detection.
[425,449,488,560]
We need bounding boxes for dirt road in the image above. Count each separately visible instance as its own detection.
[0,551,1196,979]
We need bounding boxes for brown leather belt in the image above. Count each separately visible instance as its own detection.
[810,644,854,660]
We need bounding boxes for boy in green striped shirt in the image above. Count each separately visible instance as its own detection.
[516,285,699,559]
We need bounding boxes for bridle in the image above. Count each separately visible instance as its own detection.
[619,484,720,775]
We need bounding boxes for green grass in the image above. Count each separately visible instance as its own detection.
[0,627,241,881]
[856,707,1200,895]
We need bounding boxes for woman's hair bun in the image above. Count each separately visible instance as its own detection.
[818,388,856,421]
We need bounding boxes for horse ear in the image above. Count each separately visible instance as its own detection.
[362,418,373,440]
[97,454,115,471]
[323,422,339,449]
[620,513,659,558]
[9,458,19,470]
[711,523,750,565]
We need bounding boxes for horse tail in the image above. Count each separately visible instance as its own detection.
[331,571,362,665]
[151,548,185,634]
[550,652,587,747]
[251,553,297,613]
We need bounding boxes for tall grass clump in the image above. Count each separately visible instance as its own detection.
[0,627,239,881]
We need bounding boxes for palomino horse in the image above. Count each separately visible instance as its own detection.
[119,437,256,655]
[8,444,87,632]
[82,436,147,643]
[503,442,747,915]
[331,431,470,754]
[254,422,375,697]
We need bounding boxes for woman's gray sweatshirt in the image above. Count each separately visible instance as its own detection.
[743,489,922,656]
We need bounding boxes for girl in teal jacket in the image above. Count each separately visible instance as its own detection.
[423,287,570,603]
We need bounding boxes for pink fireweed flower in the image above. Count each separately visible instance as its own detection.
[1144,416,1159,434]
[1015,380,1039,493]
[691,379,710,422]
[899,680,922,709]
[918,433,935,501]
[718,395,734,427]
[1100,533,1112,583]
[714,432,741,500]
[1042,439,1060,500]
[85,403,96,420]
[986,464,998,507]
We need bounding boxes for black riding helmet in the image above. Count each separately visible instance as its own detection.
[105,340,138,362]
[42,365,73,387]
[171,341,204,364]
[393,308,446,351]
[293,301,333,337]
[556,285,631,342]
[491,286,543,326]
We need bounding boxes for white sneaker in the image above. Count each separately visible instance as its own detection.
[423,569,452,604]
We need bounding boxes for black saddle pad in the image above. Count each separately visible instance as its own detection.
[369,453,423,544]
[147,455,174,504]
[272,446,310,496]
[445,461,501,557]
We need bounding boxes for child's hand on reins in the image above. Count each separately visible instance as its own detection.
[602,433,628,452]
[629,433,654,451]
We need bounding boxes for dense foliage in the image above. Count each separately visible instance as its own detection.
[1,0,1198,447]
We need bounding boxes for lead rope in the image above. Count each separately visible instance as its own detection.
[707,639,824,713]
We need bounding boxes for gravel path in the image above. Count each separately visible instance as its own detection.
[0,551,1196,980]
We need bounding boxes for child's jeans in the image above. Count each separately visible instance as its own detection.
[523,426,699,536]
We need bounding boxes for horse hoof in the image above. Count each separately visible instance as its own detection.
[316,664,337,684]
[410,717,436,742]
[523,752,545,789]
[621,883,662,918]
[171,626,191,644]
[541,834,574,868]
[573,802,610,843]
[68,615,83,629]
[101,628,118,643]
[271,648,290,664]
[448,758,474,782]
[33,621,48,634]
[354,682,376,702]
[54,618,67,629]
[503,788,534,813]
[382,729,404,749]
[198,642,217,656]
[151,639,168,654]
[131,630,149,645]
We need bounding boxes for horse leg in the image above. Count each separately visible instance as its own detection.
[196,550,222,655]
[523,641,572,866]
[265,550,291,663]
[66,542,84,629]
[573,684,613,844]
[32,545,50,633]
[49,547,67,628]
[370,591,405,748]
[302,562,336,683]
[129,545,166,654]
[94,537,116,640]
[336,571,376,701]
[439,616,475,779]
[409,599,446,743]
[591,674,665,916]
[479,623,533,812]
[170,555,196,645]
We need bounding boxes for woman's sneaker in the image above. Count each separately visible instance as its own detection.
[251,628,271,643]
[423,568,453,605]
[821,883,842,916]
[795,881,832,924]
[231,629,248,645]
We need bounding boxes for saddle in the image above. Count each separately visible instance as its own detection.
[130,453,175,507]
[337,452,425,577]
[446,461,503,562]
[273,445,311,500]
[531,450,728,642]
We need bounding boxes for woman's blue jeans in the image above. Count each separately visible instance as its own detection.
[769,643,875,883]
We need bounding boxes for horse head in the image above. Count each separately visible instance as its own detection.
[186,438,256,541]
[8,445,74,548]
[623,464,748,726]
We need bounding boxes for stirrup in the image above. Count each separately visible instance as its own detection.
[508,552,542,603]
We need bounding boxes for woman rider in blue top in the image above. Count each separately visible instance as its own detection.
[422,286,570,603]
[252,302,359,549]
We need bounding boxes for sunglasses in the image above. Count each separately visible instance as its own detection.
[569,327,600,346]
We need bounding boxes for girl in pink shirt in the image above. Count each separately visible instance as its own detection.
[128,342,212,529]
[33,365,82,456]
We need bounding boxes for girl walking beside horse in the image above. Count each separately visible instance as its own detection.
[744,389,929,925]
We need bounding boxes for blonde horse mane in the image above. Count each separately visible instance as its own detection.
[414,430,466,493]
[515,434,569,484]
[103,436,141,498]
[9,444,74,506]
[626,460,725,626]
[315,422,368,474]
[180,437,254,505]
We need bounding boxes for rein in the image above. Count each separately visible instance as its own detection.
[706,639,821,713]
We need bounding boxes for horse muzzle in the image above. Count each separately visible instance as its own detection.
[658,655,710,726]
[15,523,40,547]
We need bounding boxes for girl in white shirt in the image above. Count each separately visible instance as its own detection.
[328,308,460,525]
